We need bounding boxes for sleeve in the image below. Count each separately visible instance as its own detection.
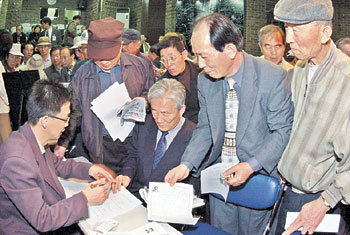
[181,75,213,172]
[252,70,294,174]
[57,72,82,148]
[121,124,140,181]
[322,117,350,207]
[0,64,9,113]
[0,157,89,232]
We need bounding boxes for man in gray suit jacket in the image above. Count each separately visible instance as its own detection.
[165,13,293,234]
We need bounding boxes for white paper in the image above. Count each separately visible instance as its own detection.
[201,162,233,201]
[285,212,340,233]
[90,82,135,142]
[106,222,182,235]
[147,182,199,225]
[59,178,142,226]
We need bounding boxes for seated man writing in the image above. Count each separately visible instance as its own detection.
[0,80,117,234]
[115,79,198,198]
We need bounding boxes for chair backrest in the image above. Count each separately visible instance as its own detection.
[212,174,281,209]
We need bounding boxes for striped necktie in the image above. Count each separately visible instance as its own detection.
[221,77,240,166]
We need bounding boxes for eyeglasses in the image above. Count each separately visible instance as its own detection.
[47,115,70,123]
[160,53,182,65]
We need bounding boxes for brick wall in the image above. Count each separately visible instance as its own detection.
[0,0,9,29]
[333,0,350,43]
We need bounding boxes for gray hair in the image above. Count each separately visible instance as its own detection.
[148,78,186,110]
[258,24,285,46]
[336,37,350,50]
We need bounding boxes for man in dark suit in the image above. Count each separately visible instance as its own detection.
[115,79,197,198]
[40,17,62,46]
[165,13,293,234]
[12,25,27,45]
[44,45,66,83]
[0,80,116,234]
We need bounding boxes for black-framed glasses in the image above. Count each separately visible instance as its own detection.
[46,115,70,123]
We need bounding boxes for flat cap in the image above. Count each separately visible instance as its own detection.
[274,0,333,24]
[122,28,141,45]
[88,17,124,61]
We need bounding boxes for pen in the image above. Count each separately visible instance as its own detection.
[90,182,106,189]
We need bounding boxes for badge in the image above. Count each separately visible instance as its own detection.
[52,35,56,41]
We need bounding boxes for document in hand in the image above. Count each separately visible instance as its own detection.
[90,82,134,142]
[201,162,233,201]
[59,178,142,226]
[117,98,146,126]
[146,182,199,225]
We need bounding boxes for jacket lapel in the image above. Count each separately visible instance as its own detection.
[236,52,258,146]
[142,120,158,180]
[20,124,66,199]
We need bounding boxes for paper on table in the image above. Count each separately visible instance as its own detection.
[106,222,182,235]
[90,82,134,142]
[59,178,142,226]
[147,182,199,225]
[285,212,340,233]
[201,162,233,201]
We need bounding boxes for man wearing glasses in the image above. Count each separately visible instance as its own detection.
[157,36,201,124]
[0,80,117,234]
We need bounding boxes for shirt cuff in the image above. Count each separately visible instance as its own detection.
[321,184,342,208]
[247,158,263,172]
[181,161,194,172]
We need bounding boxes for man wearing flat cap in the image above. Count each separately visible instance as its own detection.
[55,17,154,174]
[273,0,350,234]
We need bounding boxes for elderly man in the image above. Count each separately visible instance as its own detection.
[273,0,350,234]
[55,17,154,174]
[115,79,197,198]
[0,80,116,234]
[40,17,62,46]
[44,45,65,83]
[37,36,51,69]
[258,24,294,71]
[22,43,34,65]
[12,25,27,45]
[336,37,350,57]
[164,13,293,234]
[157,36,200,124]
[2,43,23,72]
[60,46,84,82]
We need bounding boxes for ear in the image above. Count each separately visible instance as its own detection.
[179,104,186,117]
[40,116,49,129]
[258,42,263,51]
[320,24,332,44]
[181,49,188,59]
[224,43,237,59]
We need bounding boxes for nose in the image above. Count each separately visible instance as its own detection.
[285,27,293,44]
[271,46,277,55]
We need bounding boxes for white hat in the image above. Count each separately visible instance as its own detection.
[70,30,88,49]
[9,43,24,57]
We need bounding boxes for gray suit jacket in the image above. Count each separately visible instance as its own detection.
[182,52,293,177]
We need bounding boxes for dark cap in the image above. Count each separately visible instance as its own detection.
[122,28,141,45]
[274,0,333,24]
[88,17,124,61]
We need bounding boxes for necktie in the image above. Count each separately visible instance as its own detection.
[153,131,169,169]
[221,78,240,166]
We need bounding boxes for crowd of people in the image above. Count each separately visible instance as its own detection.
[0,0,350,234]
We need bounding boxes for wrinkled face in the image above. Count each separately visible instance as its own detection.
[6,54,21,69]
[150,96,185,132]
[16,26,22,36]
[160,47,186,76]
[23,44,34,59]
[51,49,61,67]
[340,43,350,57]
[94,52,121,72]
[260,32,285,65]
[60,48,73,68]
[46,102,70,141]
[191,22,236,79]
[285,22,325,63]
[76,44,88,60]
[38,45,51,57]
[122,41,141,55]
